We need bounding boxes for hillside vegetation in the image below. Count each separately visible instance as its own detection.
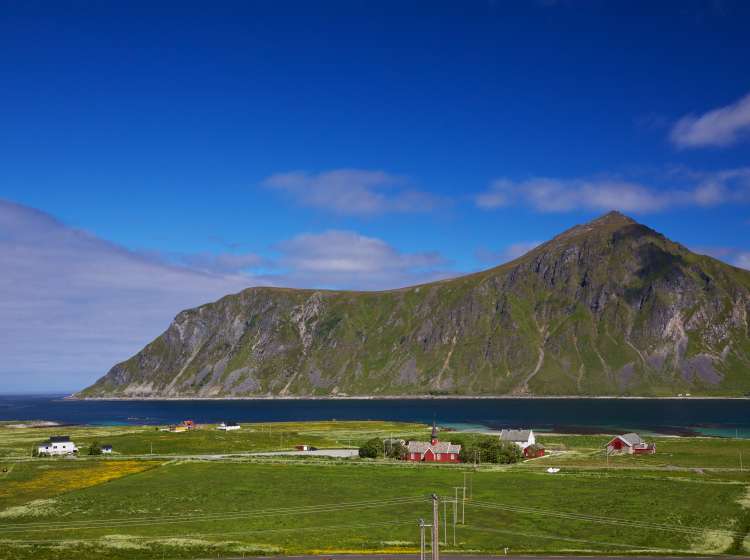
[78,211,750,398]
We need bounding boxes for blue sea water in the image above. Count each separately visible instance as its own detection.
[1,395,749,437]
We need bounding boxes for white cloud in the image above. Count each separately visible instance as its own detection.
[690,245,750,271]
[262,169,442,215]
[671,91,750,148]
[0,199,269,392]
[733,252,750,270]
[275,230,451,290]
[476,169,750,214]
[178,252,267,274]
[0,200,454,391]
[475,241,542,265]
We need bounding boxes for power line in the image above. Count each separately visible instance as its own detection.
[0,495,426,529]
[462,524,678,552]
[468,500,740,538]
[1,518,416,545]
[0,496,430,534]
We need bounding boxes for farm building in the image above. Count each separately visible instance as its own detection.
[101,445,112,454]
[38,436,78,456]
[499,429,536,450]
[181,420,196,430]
[405,423,461,463]
[217,422,241,431]
[523,444,545,458]
[607,433,656,455]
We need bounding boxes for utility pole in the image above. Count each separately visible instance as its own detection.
[443,499,447,545]
[452,497,457,545]
[462,485,465,524]
[454,486,465,523]
[432,494,440,560]
[419,518,427,560]
[741,450,744,472]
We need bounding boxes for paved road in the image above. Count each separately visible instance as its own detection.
[3,448,360,462]
[249,448,359,458]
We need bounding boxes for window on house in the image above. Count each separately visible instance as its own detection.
[436,453,441,459]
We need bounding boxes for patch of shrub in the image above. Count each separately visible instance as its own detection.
[358,437,384,459]
[459,436,522,464]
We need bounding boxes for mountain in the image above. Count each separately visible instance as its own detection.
[76,212,750,398]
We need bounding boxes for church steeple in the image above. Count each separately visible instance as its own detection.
[430,420,438,445]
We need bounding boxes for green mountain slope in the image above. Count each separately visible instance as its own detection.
[77,212,750,398]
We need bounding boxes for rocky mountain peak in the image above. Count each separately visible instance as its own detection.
[76,214,750,399]
[590,210,637,227]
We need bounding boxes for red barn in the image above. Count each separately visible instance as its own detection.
[405,423,461,463]
[523,445,546,458]
[607,433,656,455]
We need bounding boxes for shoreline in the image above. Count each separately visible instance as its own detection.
[65,394,750,401]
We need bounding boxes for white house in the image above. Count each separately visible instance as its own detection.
[499,429,536,450]
[217,422,241,431]
[101,444,113,454]
[38,436,78,456]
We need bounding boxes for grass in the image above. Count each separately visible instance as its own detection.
[0,461,160,509]
[0,421,429,458]
[0,460,747,559]
[526,433,750,469]
[0,421,749,558]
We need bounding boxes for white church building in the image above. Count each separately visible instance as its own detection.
[499,429,536,450]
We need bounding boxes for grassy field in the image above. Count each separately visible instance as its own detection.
[524,433,750,469]
[0,421,428,458]
[0,422,749,559]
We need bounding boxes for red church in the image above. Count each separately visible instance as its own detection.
[405,422,461,463]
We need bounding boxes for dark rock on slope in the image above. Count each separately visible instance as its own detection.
[77,212,750,398]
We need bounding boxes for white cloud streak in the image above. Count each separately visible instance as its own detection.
[690,245,750,271]
[0,199,267,391]
[671,91,750,148]
[735,252,750,270]
[0,200,452,391]
[274,230,452,290]
[476,169,750,214]
[262,169,443,216]
[475,241,542,265]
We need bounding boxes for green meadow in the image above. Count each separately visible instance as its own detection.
[0,421,427,458]
[0,421,748,559]
[527,433,750,470]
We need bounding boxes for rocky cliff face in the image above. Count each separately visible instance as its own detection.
[77,212,750,398]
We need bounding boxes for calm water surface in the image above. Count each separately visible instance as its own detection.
[1,395,749,437]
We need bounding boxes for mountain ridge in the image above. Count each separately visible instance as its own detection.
[77,211,750,398]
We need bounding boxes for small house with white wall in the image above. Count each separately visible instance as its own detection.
[101,444,112,454]
[217,422,241,431]
[499,429,536,450]
[38,436,78,456]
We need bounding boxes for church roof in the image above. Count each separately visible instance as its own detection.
[499,429,532,442]
[407,440,461,454]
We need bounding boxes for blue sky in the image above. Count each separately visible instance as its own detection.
[1,1,750,391]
